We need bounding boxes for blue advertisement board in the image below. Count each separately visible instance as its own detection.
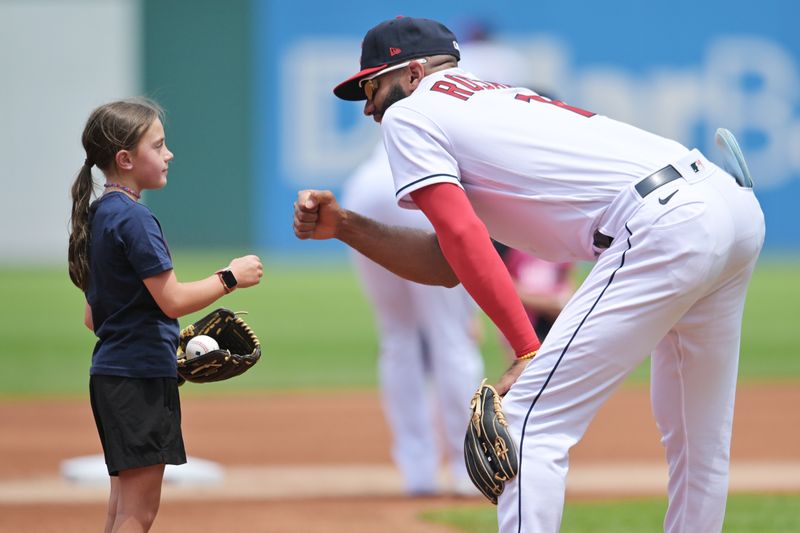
[253,0,799,255]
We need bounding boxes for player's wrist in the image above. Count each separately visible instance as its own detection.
[338,209,367,243]
[516,350,537,361]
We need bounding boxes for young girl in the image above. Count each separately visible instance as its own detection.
[67,98,263,533]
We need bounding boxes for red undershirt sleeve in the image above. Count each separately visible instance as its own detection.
[410,182,541,358]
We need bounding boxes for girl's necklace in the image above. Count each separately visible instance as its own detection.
[104,183,141,200]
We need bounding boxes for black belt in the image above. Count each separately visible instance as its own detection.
[593,164,685,250]
[634,164,683,198]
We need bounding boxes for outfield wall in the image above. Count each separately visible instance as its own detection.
[252,1,800,254]
[0,0,140,263]
[1,0,798,263]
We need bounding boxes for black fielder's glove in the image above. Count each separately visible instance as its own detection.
[176,308,261,384]
[464,379,520,504]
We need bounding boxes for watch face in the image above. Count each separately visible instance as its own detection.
[221,270,238,288]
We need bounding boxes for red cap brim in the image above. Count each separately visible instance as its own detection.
[333,64,388,101]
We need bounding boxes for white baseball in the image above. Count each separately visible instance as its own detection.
[185,335,219,359]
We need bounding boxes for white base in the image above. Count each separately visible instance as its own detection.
[60,454,225,486]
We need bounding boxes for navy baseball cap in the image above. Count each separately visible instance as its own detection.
[333,16,461,101]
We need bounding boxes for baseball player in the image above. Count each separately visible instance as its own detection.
[342,142,483,495]
[294,16,765,533]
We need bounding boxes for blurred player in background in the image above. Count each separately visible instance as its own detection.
[342,143,483,496]
[68,99,262,532]
[494,242,576,348]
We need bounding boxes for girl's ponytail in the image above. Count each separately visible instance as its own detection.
[68,162,94,291]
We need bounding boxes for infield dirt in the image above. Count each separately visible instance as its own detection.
[0,384,798,532]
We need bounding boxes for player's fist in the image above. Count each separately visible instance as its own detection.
[227,255,263,289]
[293,190,344,241]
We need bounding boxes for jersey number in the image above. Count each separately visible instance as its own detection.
[514,94,595,118]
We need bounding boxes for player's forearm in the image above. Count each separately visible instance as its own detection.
[337,209,459,287]
[293,188,456,285]
[168,277,228,318]
[144,271,226,319]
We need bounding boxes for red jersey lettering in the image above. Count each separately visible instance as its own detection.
[514,93,596,117]
[445,74,484,92]
[431,75,511,101]
[430,80,474,101]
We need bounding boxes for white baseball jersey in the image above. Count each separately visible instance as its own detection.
[380,66,765,531]
[383,67,688,261]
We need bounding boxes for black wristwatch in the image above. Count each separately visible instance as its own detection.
[217,269,238,293]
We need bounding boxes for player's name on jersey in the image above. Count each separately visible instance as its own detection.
[431,73,510,101]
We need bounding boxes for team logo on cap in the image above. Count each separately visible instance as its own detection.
[453,41,460,50]
[389,47,402,56]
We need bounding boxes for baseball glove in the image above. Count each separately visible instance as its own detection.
[464,379,519,504]
[176,308,261,384]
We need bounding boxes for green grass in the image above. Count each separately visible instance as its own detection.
[421,492,800,532]
[0,254,797,397]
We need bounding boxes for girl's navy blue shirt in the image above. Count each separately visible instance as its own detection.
[86,192,179,378]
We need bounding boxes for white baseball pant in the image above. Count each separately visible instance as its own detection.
[498,156,765,532]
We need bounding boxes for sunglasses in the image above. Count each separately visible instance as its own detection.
[359,58,428,102]
[362,78,380,103]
